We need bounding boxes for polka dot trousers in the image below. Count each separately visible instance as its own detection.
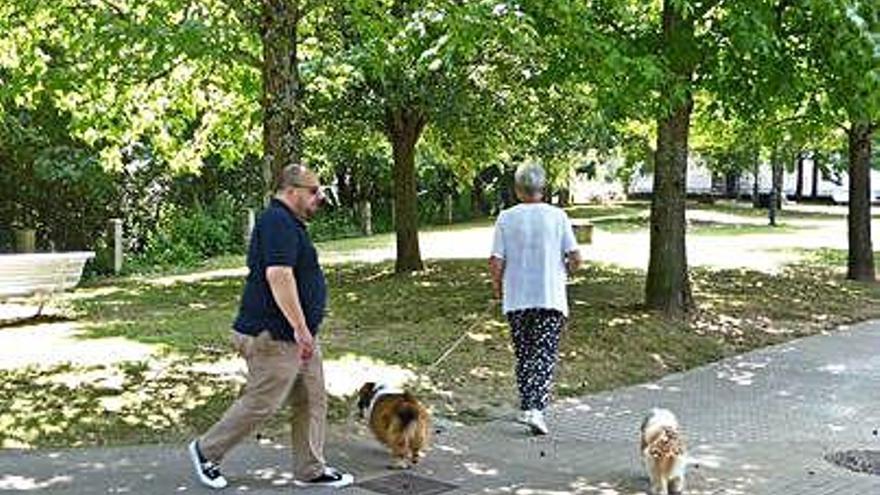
[506,308,566,411]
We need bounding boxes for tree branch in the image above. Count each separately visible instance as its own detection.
[93,0,129,19]
[694,0,725,20]
[300,0,329,18]
[142,62,177,87]
[220,0,260,31]
[773,0,796,26]
[230,47,262,69]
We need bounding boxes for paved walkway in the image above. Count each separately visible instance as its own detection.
[3,319,880,494]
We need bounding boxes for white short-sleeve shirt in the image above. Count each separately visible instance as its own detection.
[490,203,579,316]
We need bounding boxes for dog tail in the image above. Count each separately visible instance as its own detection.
[396,402,419,429]
[394,396,424,445]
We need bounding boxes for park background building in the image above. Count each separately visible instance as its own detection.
[572,155,880,205]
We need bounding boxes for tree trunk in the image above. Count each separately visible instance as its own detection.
[795,152,804,201]
[772,151,784,211]
[725,171,738,198]
[646,95,694,315]
[386,106,427,273]
[262,0,302,196]
[336,168,355,209]
[847,122,875,281]
[811,151,820,198]
[358,200,373,236]
[752,156,761,208]
[471,177,486,218]
[645,1,695,316]
[557,187,571,207]
[768,183,777,226]
[768,153,783,225]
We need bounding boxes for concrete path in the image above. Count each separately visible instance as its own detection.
[3,319,880,494]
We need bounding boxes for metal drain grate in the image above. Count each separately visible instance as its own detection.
[357,472,458,495]
[826,450,880,476]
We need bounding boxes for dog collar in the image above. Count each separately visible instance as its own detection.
[366,384,404,419]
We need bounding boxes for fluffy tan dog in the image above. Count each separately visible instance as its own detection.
[641,408,687,495]
[357,382,431,469]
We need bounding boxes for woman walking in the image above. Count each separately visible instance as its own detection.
[489,162,582,435]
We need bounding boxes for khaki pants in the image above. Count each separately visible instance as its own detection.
[199,330,326,480]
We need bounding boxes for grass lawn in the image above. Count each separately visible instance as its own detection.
[566,202,805,235]
[687,221,803,236]
[2,250,879,448]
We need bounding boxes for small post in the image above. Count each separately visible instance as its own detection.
[110,218,123,274]
[768,189,777,227]
[14,228,36,253]
[445,193,453,224]
[244,208,256,247]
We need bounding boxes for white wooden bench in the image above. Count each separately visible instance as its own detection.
[0,252,95,315]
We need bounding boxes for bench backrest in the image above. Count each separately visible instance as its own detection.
[0,252,95,299]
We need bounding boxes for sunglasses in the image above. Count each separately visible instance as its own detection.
[293,184,323,198]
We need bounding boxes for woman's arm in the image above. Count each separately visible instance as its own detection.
[489,256,505,299]
[565,249,582,275]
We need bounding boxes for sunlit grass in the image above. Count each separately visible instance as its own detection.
[566,200,809,234]
[688,221,803,236]
[0,361,240,448]
[566,201,650,221]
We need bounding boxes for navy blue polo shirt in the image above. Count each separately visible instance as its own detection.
[233,199,327,341]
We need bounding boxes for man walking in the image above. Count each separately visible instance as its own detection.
[188,164,353,489]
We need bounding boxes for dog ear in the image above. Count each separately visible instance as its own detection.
[356,382,376,414]
[358,382,376,396]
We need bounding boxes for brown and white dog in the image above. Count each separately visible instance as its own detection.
[357,382,431,469]
[640,408,687,495]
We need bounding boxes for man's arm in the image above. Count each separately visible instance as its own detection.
[489,256,505,300]
[266,265,315,360]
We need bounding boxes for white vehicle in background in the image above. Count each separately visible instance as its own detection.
[586,153,880,205]
[829,188,880,204]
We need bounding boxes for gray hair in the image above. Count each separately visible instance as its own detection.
[514,162,546,197]
[278,163,310,191]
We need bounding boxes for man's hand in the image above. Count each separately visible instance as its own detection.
[295,330,315,360]
[266,266,315,361]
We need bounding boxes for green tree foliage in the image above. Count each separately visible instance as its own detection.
[2,0,261,171]
[2,0,875,288]
[311,0,542,272]
[0,0,262,260]
[780,0,879,281]
[0,95,117,250]
[562,0,806,316]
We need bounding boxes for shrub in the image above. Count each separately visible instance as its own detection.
[131,194,246,270]
[309,208,362,242]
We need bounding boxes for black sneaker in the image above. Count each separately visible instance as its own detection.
[188,440,228,489]
[293,467,354,488]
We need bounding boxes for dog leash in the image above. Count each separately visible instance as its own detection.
[423,299,567,446]
[424,299,498,373]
